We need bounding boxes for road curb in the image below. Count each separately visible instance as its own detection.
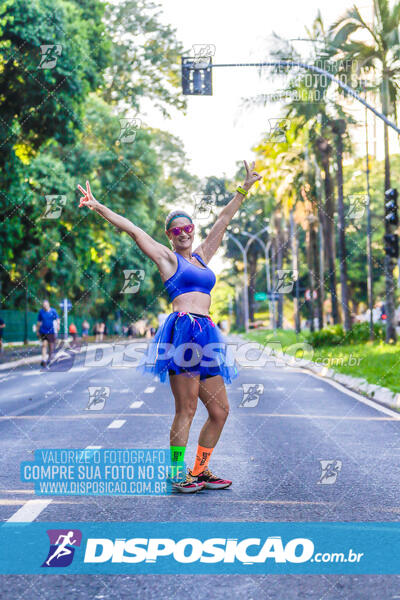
[0,340,134,371]
[236,333,400,412]
[276,351,400,412]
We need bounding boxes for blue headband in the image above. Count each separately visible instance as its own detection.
[166,213,193,231]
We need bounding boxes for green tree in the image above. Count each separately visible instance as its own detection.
[102,0,186,117]
[330,0,400,341]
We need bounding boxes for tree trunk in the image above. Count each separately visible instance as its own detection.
[290,210,300,333]
[248,251,258,322]
[306,217,320,333]
[274,215,284,328]
[331,120,351,331]
[235,288,244,330]
[382,73,397,342]
[316,137,340,324]
[314,161,325,329]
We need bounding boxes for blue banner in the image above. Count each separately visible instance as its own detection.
[1,522,400,574]
[20,449,183,496]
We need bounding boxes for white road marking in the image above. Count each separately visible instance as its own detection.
[7,499,52,522]
[144,386,155,394]
[107,419,126,429]
[290,368,400,419]
[85,445,102,449]
[22,371,43,376]
[130,401,144,409]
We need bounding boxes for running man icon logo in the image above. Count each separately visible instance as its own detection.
[192,193,216,219]
[317,460,342,485]
[192,44,216,67]
[42,195,67,219]
[274,270,298,294]
[118,118,142,143]
[120,269,145,294]
[347,194,368,220]
[86,386,110,410]
[38,45,62,69]
[42,529,82,568]
[266,118,291,143]
[239,383,264,408]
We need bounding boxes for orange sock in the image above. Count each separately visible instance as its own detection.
[191,445,214,475]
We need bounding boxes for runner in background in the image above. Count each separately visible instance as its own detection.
[69,322,78,347]
[81,320,90,339]
[37,300,60,368]
[0,317,5,352]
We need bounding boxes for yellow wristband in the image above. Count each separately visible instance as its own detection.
[236,186,248,196]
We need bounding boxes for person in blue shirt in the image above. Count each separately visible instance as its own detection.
[37,299,60,367]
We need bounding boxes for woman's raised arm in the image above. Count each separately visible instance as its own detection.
[77,181,173,266]
[194,161,262,264]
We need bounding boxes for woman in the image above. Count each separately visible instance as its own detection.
[77,160,261,493]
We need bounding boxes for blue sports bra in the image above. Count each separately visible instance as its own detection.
[163,252,216,301]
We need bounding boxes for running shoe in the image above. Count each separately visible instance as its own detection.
[191,468,232,489]
[170,471,204,494]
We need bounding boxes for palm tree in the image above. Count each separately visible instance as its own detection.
[330,118,352,331]
[329,0,400,341]
[247,15,353,326]
[254,120,324,330]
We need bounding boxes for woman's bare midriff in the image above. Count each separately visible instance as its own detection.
[171,291,212,315]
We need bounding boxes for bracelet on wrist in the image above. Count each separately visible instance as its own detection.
[236,186,248,197]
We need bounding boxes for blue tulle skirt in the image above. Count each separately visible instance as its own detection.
[137,311,239,384]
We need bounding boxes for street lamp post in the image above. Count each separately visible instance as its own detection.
[241,226,276,332]
[226,231,250,332]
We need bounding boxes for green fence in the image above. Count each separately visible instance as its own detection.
[0,309,114,344]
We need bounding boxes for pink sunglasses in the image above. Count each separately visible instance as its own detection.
[166,223,195,236]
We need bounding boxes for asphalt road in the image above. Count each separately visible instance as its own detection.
[1,339,400,599]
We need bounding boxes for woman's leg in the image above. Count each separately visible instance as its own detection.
[190,376,232,487]
[169,372,200,447]
[197,375,229,447]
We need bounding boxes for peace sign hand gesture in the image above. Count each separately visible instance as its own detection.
[77,181,100,211]
[243,160,262,190]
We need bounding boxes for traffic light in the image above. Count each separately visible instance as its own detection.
[384,188,398,226]
[384,233,399,258]
[181,57,212,95]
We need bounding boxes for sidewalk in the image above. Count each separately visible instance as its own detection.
[0,337,142,371]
